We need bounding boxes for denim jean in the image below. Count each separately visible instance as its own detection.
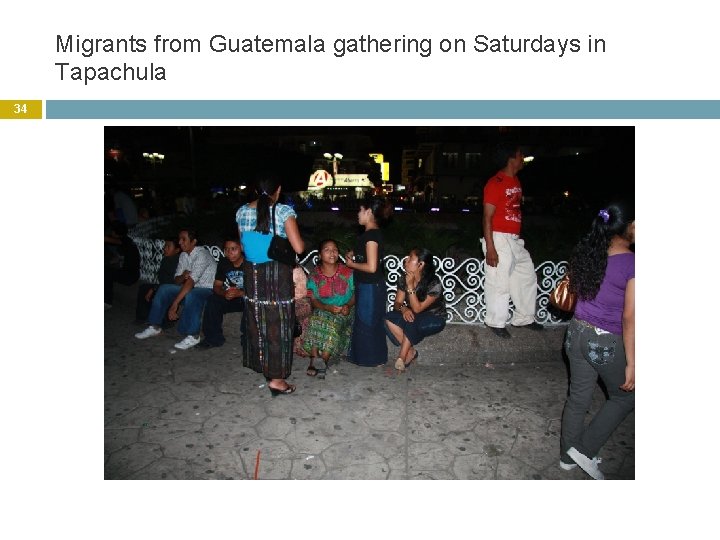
[560,318,635,461]
[148,284,212,336]
[384,311,446,346]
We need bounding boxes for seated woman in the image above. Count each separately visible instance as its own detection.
[292,265,312,359]
[303,239,355,379]
[384,247,447,372]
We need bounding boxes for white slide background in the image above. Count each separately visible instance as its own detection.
[0,1,716,537]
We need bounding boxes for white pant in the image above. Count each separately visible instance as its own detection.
[481,232,538,328]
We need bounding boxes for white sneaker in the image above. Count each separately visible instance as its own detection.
[567,447,605,480]
[560,456,601,471]
[174,335,201,350]
[135,326,162,339]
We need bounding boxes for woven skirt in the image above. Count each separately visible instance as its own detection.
[303,308,354,358]
[242,260,295,379]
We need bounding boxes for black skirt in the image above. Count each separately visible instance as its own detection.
[242,260,295,379]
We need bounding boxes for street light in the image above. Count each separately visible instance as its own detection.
[323,152,343,186]
[142,152,165,167]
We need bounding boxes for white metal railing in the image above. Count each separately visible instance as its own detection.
[130,237,570,325]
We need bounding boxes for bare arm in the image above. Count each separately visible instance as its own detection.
[212,279,226,297]
[620,278,635,392]
[482,203,498,267]
[406,289,439,315]
[346,241,379,274]
[284,216,305,254]
[311,296,342,314]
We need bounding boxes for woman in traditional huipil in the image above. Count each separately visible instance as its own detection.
[236,177,304,396]
[304,239,355,379]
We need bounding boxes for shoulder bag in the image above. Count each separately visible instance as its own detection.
[267,204,297,266]
[549,273,576,312]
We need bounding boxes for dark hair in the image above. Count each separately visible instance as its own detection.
[164,237,179,248]
[317,238,338,253]
[569,201,634,300]
[409,247,438,302]
[179,227,199,243]
[223,226,241,246]
[254,175,282,234]
[361,196,393,227]
[493,142,522,169]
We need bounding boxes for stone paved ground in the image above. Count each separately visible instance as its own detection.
[105,284,634,480]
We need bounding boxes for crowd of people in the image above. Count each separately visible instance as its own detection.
[110,144,634,480]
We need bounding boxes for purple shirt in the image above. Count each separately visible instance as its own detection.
[574,253,634,335]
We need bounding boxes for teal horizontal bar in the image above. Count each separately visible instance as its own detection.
[45,100,720,119]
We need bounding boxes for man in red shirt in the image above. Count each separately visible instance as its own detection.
[481,144,543,338]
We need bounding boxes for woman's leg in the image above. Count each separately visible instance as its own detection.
[579,331,635,458]
[306,346,318,376]
[399,335,413,362]
[384,318,405,348]
[560,320,599,461]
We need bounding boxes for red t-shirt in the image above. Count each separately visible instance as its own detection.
[483,171,522,234]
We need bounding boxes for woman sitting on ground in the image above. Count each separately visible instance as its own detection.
[293,265,312,359]
[303,239,355,379]
[384,247,447,372]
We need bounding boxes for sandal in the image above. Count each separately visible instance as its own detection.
[395,357,406,372]
[268,383,296,397]
[404,349,419,368]
[306,363,318,377]
[317,361,328,380]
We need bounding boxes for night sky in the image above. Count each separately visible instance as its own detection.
[105,125,634,204]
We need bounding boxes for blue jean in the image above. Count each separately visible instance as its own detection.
[560,318,635,461]
[384,311,446,346]
[148,284,212,336]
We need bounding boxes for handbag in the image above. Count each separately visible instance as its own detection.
[267,204,297,266]
[549,273,577,312]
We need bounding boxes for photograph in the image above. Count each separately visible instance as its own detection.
[105,125,635,480]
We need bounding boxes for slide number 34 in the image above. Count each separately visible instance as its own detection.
[13,103,28,114]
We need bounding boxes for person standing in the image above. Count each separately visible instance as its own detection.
[481,143,542,339]
[104,221,140,309]
[236,177,304,396]
[134,228,216,350]
[198,236,246,350]
[560,202,635,480]
[345,197,392,367]
[111,185,139,227]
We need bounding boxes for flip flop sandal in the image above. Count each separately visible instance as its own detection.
[405,349,419,368]
[306,365,318,377]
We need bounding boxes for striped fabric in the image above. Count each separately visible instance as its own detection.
[241,260,295,379]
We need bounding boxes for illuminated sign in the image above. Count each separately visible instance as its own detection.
[307,171,374,190]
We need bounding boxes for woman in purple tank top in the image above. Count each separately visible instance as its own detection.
[559,202,635,479]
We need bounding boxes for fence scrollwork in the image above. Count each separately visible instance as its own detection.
[130,238,571,326]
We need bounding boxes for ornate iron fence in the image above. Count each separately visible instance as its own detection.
[130,237,570,326]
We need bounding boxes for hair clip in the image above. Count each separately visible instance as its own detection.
[598,209,610,223]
